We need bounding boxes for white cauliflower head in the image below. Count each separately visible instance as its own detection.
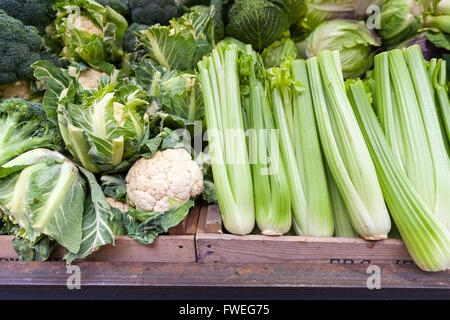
[71,15,103,37]
[126,149,204,213]
[106,197,129,213]
[0,81,33,100]
[78,68,107,90]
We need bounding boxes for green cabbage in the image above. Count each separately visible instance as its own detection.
[378,0,423,46]
[299,19,381,78]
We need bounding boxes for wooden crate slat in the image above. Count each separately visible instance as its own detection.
[0,207,199,263]
[84,236,195,263]
[196,205,415,265]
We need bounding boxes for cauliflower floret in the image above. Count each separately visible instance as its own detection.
[106,197,129,213]
[71,15,104,36]
[78,68,106,90]
[126,148,204,213]
[0,81,33,100]
[113,102,126,126]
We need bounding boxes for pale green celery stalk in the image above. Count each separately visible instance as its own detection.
[270,76,309,236]
[326,169,357,238]
[348,79,450,272]
[374,53,405,167]
[245,47,291,235]
[404,45,450,230]
[291,60,333,236]
[432,59,450,146]
[308,52,391,240]
[387,49,436,209]
[198,43,255,235]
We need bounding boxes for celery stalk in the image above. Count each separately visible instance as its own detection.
[404,45,450,230]
[307,52,391,240]
[269,61,333,236]
[374,53,405,167]
[291,60,333,236]
[244,47,291,235]
[432,59,450,147]
[348,80,450,272]
[327,169,357,238]
[384,49,436,209]
[198,42,255,235]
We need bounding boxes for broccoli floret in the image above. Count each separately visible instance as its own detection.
[129,0,182,25]
[97,0,131,18]
[0,0,55,34]
[0,10,44,85]
[0,98,64,166]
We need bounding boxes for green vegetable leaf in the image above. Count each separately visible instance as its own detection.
[64,168,116,264]
[124,200,194,245]
[427,29,450,50]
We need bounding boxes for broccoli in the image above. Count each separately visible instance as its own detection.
[0,0,55,34]
[0,10,44,85]
[96,0,131,18]
[0,99,64,166]
[129,0,182,25]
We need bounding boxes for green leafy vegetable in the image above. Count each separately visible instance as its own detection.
[54,0,128,73]
[378,0,423,46]
[0,149,86,257]
[0,99,64,166]
[261,34,299,68]
[226,0,290,51]
[299,19,381,78]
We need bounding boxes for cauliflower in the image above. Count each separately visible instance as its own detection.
[126,148,204,213]
[71,15,103,36]
[106,197,129,213]
[78,68,106,90]
[113,102,126,126]
[0,81,33,99]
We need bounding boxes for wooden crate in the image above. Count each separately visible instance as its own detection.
[196,205,415,266]
[0,206,200,263]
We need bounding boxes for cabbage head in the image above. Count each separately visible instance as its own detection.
[226,0,290,51]
[378,0,423,46]
[299,19,381,78]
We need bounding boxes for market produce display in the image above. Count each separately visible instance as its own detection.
[0,0,449,272]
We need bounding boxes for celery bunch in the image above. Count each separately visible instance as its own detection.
[268,61,334,237]
[348,79,450,272]
[307,51,391,240]
[242,46,292,235]
[374,46,450,230]
[198,41,255,235]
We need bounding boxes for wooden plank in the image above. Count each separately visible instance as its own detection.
[196,233,413,265]
[83,236,195,263]
[195,204,209,234]
[205,205,222,234]
[0,206,200,262]
[0,235,196,263]
[185,205,200,235]
[0,236,65,262]
[168,215,188,235]
[0,261,447,290]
